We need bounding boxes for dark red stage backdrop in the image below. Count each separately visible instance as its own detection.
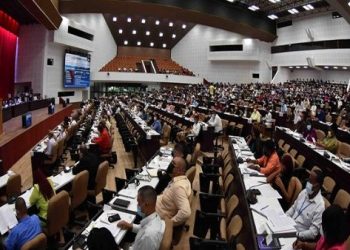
[0,10,19,100]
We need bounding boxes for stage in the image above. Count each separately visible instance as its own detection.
[0,104,75,171]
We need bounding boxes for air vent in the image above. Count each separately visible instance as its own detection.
[68,26,94,41]
[209,45,243,52]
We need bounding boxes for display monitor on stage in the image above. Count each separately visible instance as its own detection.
[22,112,32,128]
[64,52,90,88]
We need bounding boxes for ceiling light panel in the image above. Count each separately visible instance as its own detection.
[248,5,260,11]
[268,14,278,20]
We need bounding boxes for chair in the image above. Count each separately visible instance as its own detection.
[289,149,298,158]
[323,176,336,198]
[224,174,234,196]
[316,129,326,141]
[235,124,244,137]
[295,155,306,168]
[283,144,291,153]
[337,142,350,158]
[323,196,331,209]
[44,142,58,166]
[333,189,350,209]
[87,161,109,203]
[6,174,22,199]
[100,136,115,168]
[291,177,302,205]
[160,124,171,146]
[70,170,89,211]
[45,191,70,237]
[186,166,196,186]
[159,218,173,250]
[226,215,243,240]
[278,139,285,149]
[226,195,239,221]
[21,233,47,250]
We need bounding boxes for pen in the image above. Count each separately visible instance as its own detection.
[261,205,269,210]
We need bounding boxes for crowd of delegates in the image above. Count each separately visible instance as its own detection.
[2,89,41,107]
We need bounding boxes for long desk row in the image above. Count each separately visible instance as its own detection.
[66,146,173,249]
[2,99,53,122]
[275,127,350,194]
[311,120,350,145]
[229,136,296,250]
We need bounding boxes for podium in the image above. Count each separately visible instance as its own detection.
[0,98,3,136]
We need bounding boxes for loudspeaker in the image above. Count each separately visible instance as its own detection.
[305,28,314,41]
[307,57,315,68]
[47,58,54,66]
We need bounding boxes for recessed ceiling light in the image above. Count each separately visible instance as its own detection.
[112,17,117,22]
[226,0,234,2]
[324,66,329,69]
[118,29,123,34]
[348,1,350,6]
[127,17,131,22]
[150,42,154,47]
[141,19,146,24]
[268,14,278,20]
[137,41,141,46]
[172,34,176,39]
[303,66,308,68]
[159,32,163,37]
[248,5,260,11]
[289,66,293,69]
[182,24,187,29]
[146,31,150,36]
[132,30,137,35]
[163,43,167,48]
[303,4,314,10]
[269,0,281,3]
[169,22,173,27]
[333,66,338,69]
[343,66,348,69]
[155,20,160,25]
[296,66,300,69]
[288,8,299,14]
[124,40,128,45]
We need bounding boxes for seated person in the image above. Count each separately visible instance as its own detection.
[5,198,42,250]
[292,205,349,250]
[92,123,111,154]
[156,157,192,226]
[246,126,262,158]
[250,106,261,123]
[269,154,297,211]
[117,186,165,250]
[87,227,120,250]
[44,131,57,159]
[29,169,55,222]
[286,168,325,241]
[190,114,201,138]
[72,144,99,190]
[207,110,223,133]
[317,124,338,154]
[151,114,162,134]
[303,122,317,143]
[247,140,280,177]
[316,108,325,122]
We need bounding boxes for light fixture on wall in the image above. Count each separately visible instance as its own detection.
[112,17,117,22]
[163,43,167,48]
[118,29,123,34]
[324,66,329,69]
[150,42,154,47]
[333,66,338,69]
[248,5,260,11]
[303,4,314,10]
[141,19,146,24]
[169,22,173,27]
[159,32,163,37]
[343,66,348,69]
[124,40,128,45]
[155,20,160,25]
[127,17,132,22]
[182,24,187,29]
[288,8,299,14]
[137,41,141,46]
[146,31,150,36]
[268,14,278,20]
[172,34,176,38]
[132,30,137,35]
[269,0,280,3]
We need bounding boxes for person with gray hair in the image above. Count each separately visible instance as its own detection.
[117,186,165,250]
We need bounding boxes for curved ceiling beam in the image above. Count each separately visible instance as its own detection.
[59,0,277,42]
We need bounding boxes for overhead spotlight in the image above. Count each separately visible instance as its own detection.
[226,0,234,2]
[150,42,154,47]
[146,31,150,36]
[268,14,278,20]
[127,17,131,22]
[141,19,146,24]
[112,17,117,22]
[348,1,350,6]
[288,8,299,14]
[289,66,293,69]
[182,24,187,29]
[132,30,137,35]
[324,66,329,69]
[296,66,300,69]
[169,22,173,27]
[124,40,128,45]
[333,66,338,69]
[137,41,141,46]
[172,34,176,38]
[269,0,281,3]
[155,20,160,25]
[118,29,123,34]
[248,5,260,11]
[163,43,167,48]
[343,66,348,69]
[303,66,308,69]
[303,4,314,10]
[159,32,163,37]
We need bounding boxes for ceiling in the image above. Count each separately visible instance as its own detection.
[103,14,194,49]
[219,0,333,22]
[0,0,37,25]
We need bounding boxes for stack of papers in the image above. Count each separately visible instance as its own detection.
[0,206,18,235]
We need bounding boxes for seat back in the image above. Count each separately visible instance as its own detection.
[333,189,350,210]
[159,218,173,250]
[295,155,305,168]
[224,174,234,195]
[94,161,109,195]
[45,142,59,164]
[323,176,336,195]
[323,196,331,209]
[337,142,350,158]
[6,174,21,199]
[291,177,302,205]
[70,170,89,210]
[278,139,285,149]
[46,191,70,236]
[227,215,243,239]
[21,233,47,250]
[186,166,196,185]
[56,138,65,159]
[316,129,326,141]
[226,194,239,221]
[289,149,298,158]
[283,144,291,153]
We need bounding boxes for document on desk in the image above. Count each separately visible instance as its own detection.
[257,184,282,199]
[95,213,121,237]
[118,188,138,199]
[264,209,296,234]
[21,188,34,207]
[0,205,18,235]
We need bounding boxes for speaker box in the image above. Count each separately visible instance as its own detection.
[47,58,54,66]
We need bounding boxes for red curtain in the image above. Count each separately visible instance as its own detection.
[0,26,17,99]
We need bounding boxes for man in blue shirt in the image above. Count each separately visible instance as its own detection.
[151,114,162,134]
[5,197,41,250]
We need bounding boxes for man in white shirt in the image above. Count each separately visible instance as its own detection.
[191,114,201,137]
[208,110,223,133]
[286,168,325,240]
[118,186,165,250]
[45,132,57,159]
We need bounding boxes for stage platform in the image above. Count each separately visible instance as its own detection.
[0,104,75,171]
